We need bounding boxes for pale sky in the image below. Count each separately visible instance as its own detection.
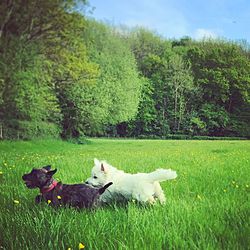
[87,0,250,42]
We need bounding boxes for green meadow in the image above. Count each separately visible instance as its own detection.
[0,139,249,250]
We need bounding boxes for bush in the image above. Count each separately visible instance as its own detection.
[66,136,91,145]
[136,134,246,140]
[165,134,190,140]
[2,120,61,140]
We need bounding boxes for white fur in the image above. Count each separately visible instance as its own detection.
[86,158,177,204]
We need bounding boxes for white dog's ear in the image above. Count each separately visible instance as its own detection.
[101,163,108,174]
[94,158,100,166]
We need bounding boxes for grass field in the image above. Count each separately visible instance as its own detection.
[0,139,249,250]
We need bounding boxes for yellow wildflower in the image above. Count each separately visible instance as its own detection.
[67,248,72,250]
[57,196,62,200]
[13,200,20,204]
[0,171,3,175]
[79,243,85,249]
[47,200,52,204]
[197,195,202,200]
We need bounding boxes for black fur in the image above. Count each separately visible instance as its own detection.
[22,165,112,209]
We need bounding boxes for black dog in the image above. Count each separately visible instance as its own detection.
[22,165,112,209]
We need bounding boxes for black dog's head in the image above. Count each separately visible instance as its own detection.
[22,165,57,189]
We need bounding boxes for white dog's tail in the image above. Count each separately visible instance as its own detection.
[147,169,177,182]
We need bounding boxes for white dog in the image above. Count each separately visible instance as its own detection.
[86,159,177,204]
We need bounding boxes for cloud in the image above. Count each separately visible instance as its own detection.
[194,28,219,39]
[90,0,250,42]
[121,0,189,38]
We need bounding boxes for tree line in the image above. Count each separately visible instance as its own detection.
[0,0,249,140]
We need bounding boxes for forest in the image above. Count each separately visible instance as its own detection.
[0,0,250,140]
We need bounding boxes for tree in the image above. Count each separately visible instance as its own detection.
[187,40,250,136]
[127,77,157,136]
[126,28,195,136]
[0,41,61,138]
[0,0,95,139]
[81,20,142,135]
[166,54,194,132]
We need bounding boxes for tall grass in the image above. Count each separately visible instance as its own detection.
[0,139,249,249]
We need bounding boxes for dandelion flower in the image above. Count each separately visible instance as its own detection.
[0,171,3,175]
[79,242,85,249]
[13,200,20,204]
[57,196,62,200]
[47,200,52,204]
[197,195,202,200]
[67,248,71,250]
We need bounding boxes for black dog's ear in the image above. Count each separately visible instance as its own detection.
[43,165,51,171]
[47,168,57,176]
[99,182,113,194]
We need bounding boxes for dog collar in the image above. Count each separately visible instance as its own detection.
[40,180,58,194]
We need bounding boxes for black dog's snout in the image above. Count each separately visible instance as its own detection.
[85,181,89,184]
